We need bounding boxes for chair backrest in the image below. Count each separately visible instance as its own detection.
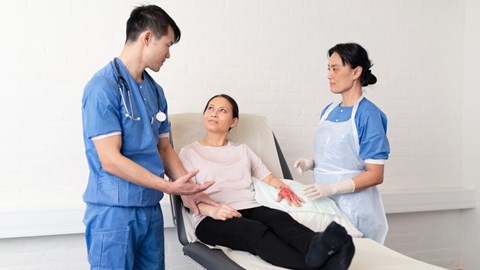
[169,112,291,179]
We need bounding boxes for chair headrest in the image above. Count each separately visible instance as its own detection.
[169,113,284,179]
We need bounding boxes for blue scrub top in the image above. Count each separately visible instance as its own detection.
[320,98,390,160]
[81,59,169,207]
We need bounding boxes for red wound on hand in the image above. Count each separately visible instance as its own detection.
[278,185,295,199]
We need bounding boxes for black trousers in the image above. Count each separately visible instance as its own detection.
[196,206,317,270]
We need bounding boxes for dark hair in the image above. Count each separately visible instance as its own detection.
[126,5,181,44]
[203,94,239,126]
[328,43,377,87]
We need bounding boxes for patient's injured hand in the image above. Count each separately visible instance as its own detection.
[277,185,305,207]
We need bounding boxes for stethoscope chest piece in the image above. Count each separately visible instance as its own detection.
[156,111,166,122]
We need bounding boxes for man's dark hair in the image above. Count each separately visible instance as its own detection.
[125,5,181,43]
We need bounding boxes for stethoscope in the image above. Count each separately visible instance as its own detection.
[114,58,167,123]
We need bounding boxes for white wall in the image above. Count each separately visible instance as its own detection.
[460,0,480,269]
[0,0,476,269]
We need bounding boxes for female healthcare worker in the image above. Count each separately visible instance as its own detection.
[294,43,390,244]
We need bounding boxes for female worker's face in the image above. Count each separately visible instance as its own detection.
[327,52,361,94]
[203,97,238,134]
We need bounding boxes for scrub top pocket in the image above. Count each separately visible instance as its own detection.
[89,227,130,269]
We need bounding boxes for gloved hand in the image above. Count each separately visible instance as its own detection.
[303,179,355,200]
[293,158,315,175]
[276,185,305,207]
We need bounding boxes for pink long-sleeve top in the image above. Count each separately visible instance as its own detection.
[178,141,272,227]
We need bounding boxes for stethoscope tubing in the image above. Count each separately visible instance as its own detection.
[114,58,165,122]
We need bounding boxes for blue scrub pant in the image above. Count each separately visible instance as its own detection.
[83,203,165,270]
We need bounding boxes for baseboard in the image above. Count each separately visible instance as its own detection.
[1,187,476,239]
[381,186,476,214]
[0,196,174,239]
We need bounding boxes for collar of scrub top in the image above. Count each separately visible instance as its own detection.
[320,94,365,153]
[114,58,167,123]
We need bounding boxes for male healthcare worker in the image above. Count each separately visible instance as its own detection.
[81,5,215,269]
[294,43,390,244]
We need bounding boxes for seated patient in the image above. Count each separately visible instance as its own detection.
[179,94,355,270]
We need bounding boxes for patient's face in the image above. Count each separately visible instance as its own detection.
[203,97,238,133]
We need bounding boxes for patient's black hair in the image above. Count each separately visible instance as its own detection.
[203,94,239,120]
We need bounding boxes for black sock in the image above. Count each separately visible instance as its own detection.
[305,221,349,268]
[320,235,355,270]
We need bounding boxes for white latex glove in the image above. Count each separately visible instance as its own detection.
[293,158,315,175]
[303,179,355,200]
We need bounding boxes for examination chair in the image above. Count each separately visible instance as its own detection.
[169,112,292,270]
[168,113,447,270]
